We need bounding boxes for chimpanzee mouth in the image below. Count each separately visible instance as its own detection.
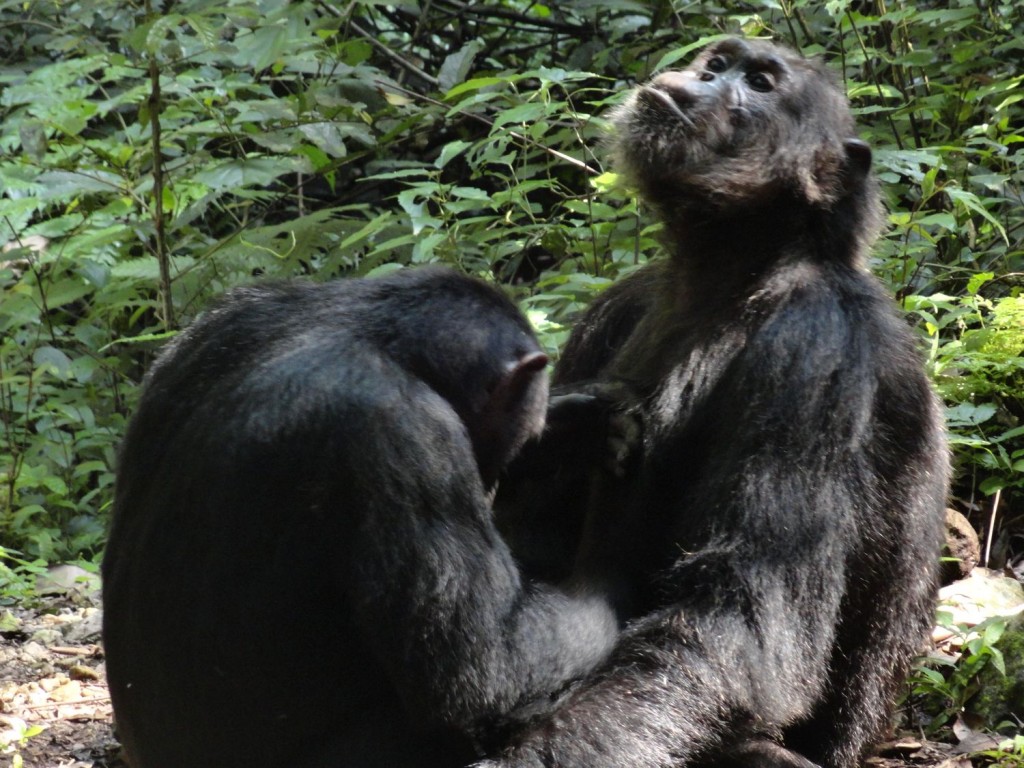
[640,86,696,130]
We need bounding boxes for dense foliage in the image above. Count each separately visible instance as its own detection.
[1,0,1022,727]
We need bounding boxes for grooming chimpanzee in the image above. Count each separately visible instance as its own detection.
[488,37,949,768]
[102,267,619,768]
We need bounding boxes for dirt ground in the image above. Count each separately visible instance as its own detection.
[0,588,124,767]
[0,588,1005,768]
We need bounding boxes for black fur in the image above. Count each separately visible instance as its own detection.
[488,38,949,768]
[102,266,618,768]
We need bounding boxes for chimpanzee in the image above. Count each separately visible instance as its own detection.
[101,266,620,768]
[486,38,950,768]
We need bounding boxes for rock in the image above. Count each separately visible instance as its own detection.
[37,564,101,596]
[937,568,1024,630]
[29,628,64,646]
[63,609,103,644]
[941,508,980,585]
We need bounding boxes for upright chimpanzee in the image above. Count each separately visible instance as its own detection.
[102,267,619,768]
[487,38,949,768]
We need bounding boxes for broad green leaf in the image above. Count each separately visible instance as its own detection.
[435,141,472,169]
[192,157,305,190]
[438,40,484,92]
[34,170,124,198]
[445,76,512,100]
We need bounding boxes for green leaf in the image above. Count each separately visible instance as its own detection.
[979,477,1007,495]
[145,14,186,53]
[435,141,472,169]
[33,347,73,379]
[438,40,484,92]
[491,102,548,128]
[981,619,1006,647]
[946,188,1008,244]
[43,279,94,310]
[34,170,124,198]
[445,76,511,100]
[192,157,306,190]
[653,35,732,72]
[299,122,348,158]
[234,25,289,72]
[966,272,995,295]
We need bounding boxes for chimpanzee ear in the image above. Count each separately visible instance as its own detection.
[483,350,548,422]
[802,138,871,202]
[496,351,548,408]
[843,138,872,180]
[515,350,549,375]
[474,350,549,489]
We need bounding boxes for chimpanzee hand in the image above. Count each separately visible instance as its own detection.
[547,380,641,479]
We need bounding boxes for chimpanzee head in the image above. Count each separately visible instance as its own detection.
[611,38,878,219]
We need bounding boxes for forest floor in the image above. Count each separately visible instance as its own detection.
[0,586,1003,768]
[0,583,123,767]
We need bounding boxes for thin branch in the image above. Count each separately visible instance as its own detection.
[983,487,1002,568]
[315,1,439,87]
[846,9,904,152]
[350,20,439,87]
[147,53,173,330]
[434,0,586,33]
[22,695,112,712]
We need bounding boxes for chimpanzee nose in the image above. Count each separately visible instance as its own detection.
[650,70,699,109]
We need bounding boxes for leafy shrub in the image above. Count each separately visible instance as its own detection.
[1,2,1021,577]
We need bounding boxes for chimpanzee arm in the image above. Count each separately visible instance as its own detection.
[479,475,855,766]
[340,381,618,738]
[493,267,657,585]
[494,382,641,586]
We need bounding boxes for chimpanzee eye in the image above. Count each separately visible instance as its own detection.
[747,71,775,92]
[706,56,728,73]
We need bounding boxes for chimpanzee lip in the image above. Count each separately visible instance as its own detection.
[639,85,695,129]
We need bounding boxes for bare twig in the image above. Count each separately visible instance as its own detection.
[350,20,439,87]
[49,646,97,657]
[22,695,112,712]
[983,487,1002,568]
